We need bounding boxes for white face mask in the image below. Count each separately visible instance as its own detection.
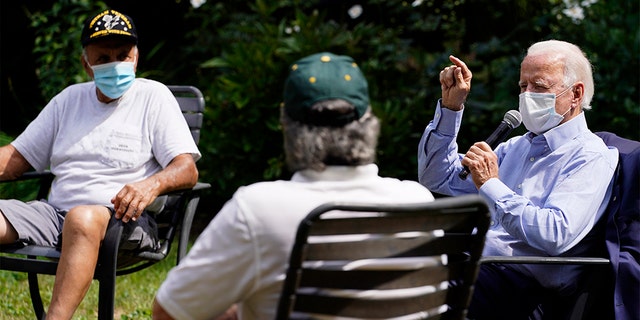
[518,86,572,134]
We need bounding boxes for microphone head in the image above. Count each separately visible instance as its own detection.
[503,110,522,128]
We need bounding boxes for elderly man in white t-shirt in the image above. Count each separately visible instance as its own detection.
[0,9,201,320]
[152,52,435,320]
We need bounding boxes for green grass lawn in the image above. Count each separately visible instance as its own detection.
[0,246,179,320]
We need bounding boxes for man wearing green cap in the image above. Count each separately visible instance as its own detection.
[0,9,200,319]
[152,52,435,320]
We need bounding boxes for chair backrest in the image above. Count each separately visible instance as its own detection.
[595,131,640,320]
[118,85,207,272]
[595,131,640,223]
[167,85,205,144]
[275,194,490,320]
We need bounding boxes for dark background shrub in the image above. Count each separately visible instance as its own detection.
[1,0,638,226]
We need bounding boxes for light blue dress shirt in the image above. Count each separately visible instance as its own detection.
[418,101,619,289]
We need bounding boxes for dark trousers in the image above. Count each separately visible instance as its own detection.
[467,263,582,320]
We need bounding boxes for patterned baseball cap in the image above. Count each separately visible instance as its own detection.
[81,9,138,47]
[283,52,370,126]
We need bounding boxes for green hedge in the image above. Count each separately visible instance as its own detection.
[3,0,638,216]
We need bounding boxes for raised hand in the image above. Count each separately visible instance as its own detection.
[439,55,472,111]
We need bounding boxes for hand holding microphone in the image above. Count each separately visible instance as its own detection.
[459,110,522,180]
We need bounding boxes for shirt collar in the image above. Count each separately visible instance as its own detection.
[292,164,379,182]
[527,112,590,151]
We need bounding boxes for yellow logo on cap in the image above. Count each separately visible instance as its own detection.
[88,10,133,39]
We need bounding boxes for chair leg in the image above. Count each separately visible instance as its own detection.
[27,270,46,320]
[97,217,124,320]
[568,292,589,320]
[97,270,116,320]
[177,197,199,264]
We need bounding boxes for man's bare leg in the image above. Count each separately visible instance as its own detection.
[0,211,18,244]
[46,205,111,320]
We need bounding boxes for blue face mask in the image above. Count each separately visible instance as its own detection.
[87,59,136,99]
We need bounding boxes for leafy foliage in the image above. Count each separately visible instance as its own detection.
[180,0,468,209]
[2,0,638,215]
[29,0,108,101]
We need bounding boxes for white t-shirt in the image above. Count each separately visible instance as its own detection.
[155,164,434,320]
[12,78,201,211]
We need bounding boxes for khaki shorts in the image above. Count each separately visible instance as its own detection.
[0,199,159,253]
[0,199,64,247]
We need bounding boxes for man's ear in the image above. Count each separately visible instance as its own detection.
[134,47,140,72]
[572,82,585,107]
[81,54,93,78]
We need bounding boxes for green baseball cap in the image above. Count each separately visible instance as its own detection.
[283,52,370,125]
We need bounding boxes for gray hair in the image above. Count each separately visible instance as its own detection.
[527,40,594,110]
[280,99,380,172]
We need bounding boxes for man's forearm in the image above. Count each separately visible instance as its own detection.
[150,153,198,194]
[0,145,31,181]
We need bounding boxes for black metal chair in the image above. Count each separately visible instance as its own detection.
[275,194,491,320]
[0,85,211,320]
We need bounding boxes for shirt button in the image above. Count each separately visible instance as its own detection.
[517,184,522,189]
[529,157,535,162]
[490,220,496,226]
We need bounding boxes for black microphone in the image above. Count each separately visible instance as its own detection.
[459,110,522,180]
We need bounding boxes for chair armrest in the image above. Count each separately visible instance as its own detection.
[0,244,61,259]
[1,171,54,200]
[192,181,212,192]
[0,171,53,183]
[160,181,211,197]
[480,256,610,265]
